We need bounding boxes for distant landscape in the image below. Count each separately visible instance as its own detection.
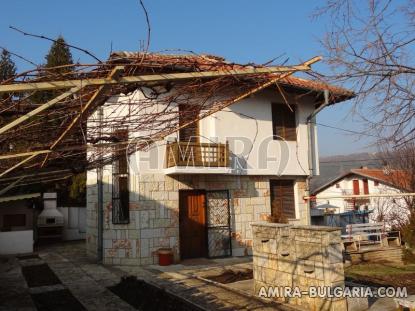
[310,153,384,192]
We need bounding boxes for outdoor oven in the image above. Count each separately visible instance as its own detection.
[37,192,64,242]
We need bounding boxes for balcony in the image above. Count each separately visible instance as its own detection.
[342,189,370,204]
[164,141,230,174]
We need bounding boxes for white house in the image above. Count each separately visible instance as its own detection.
[85,52,353,265]
[312,168,410,228]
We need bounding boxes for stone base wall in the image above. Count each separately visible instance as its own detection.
[86,170,310,265]
[252,222,347,311]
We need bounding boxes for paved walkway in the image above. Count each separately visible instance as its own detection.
[0,241,399,311]
[0,241,290,311]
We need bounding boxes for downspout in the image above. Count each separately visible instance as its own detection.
[306,89,330,224]
[97,106,104,263]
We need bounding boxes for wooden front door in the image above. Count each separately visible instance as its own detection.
[179,190,207,259]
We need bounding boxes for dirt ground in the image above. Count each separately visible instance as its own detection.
[345,262,415,294]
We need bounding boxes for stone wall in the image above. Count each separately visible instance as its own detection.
[252,222,346,311]
[86,170,310,265]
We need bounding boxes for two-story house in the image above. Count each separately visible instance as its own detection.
[85,52,353,265]
[312,168,410,228]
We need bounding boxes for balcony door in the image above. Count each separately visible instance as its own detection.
[179,190,207,259]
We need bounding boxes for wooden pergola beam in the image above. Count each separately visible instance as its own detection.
[41,66,125,168]
[0,150,51,160]
[0,58,321,93]
[0,169,71,182]
[0,176,25,196]
[0,153,38,178]
[0,86,81,135]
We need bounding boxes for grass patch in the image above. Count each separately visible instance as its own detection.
[346,263,415,276]
[345,263,415,293]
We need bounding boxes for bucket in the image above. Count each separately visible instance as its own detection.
[158,248,173,266]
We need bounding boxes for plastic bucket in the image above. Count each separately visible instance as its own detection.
[158,248,173,266]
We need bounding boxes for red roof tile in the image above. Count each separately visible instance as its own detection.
[110,52,354,102]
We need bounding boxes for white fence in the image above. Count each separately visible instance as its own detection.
[0,230,33,255]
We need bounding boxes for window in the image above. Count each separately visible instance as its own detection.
[269,180,296,222]
[271,103,296,141]
[3,214,26,228]
[179,104,200,142]
[335,183,340,188]
[374,180,379,186]
[352,179,360,195]
[112,129,129,224]
[363,179,369,195]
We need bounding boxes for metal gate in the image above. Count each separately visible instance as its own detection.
[206,190,232,258]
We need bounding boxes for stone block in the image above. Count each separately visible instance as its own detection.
[325,243,343,264]
[324,262,345,284]
[295,241,322,261]
[140,238,150,258]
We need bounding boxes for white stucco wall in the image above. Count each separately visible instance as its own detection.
[85,86,318,263]
[58,207,86,240]
[95,87,319,177]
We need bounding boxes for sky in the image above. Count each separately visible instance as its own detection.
[0,0,376,156]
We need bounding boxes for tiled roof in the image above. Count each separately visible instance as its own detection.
[110,52,354,102]
[313,168,411,194]
[350,168,411,190]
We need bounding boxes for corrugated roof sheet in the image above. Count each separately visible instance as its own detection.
[0,193,41,203]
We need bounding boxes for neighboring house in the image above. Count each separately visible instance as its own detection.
[312,168,410,228]
[86,52,353,265]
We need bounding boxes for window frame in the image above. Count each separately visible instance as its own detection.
[271,102,297,141]
[269,179,296,222]
[112,128,130,224]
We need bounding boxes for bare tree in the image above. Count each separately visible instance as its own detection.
[379,142,415,259]
[315,0,415,146]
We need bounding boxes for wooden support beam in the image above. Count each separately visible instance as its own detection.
[0,153,38,178]
[0,150,51,160]
[0,86,82,135]
[0,176,25,196]
[6,175,72,189]
[0,169,71,183]
[154,56,322,143]
[0,58,321,93]
[50,66,124,150]
[40,66,125,167]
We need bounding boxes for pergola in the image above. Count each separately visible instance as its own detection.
[0,52,329,193]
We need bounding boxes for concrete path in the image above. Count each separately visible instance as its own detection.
[0,241,401,311]
[1,241,289,310]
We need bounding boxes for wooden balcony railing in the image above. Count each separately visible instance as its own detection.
[165,141,229,168]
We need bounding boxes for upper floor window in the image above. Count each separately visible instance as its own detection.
[335,183,340,188]
[352,179,360,195]
[271,103,296,141]
[374,180,379,186]
[179,104,199,142]
[363,179,369,194]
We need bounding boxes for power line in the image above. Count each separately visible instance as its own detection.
[313,122,384,139]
